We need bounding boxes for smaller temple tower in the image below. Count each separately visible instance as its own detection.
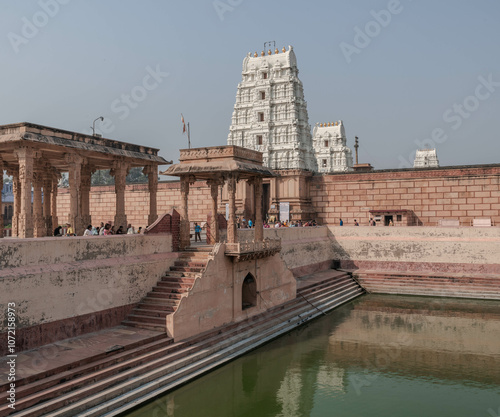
[312,121,353,173]
[413,149,439,168]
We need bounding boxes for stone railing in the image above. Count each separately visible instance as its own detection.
[225,238,282,262]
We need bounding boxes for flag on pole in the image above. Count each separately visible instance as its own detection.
[181,114,186,134]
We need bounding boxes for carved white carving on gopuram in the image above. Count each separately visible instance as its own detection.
[313,121,353,172]
[227,46,317,171]
[413,149,439,168]
[227,46,354,173]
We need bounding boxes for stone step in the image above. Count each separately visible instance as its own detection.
[356,278,500,292]
[132,308,170,318]
[150,287,184,298]
[141,297,179,306]
[121,321,166,332]
[162,271,201,279]
[126,314,166,325]
[170,265,205,273]
[156,281,190,291]
[136,303,175,312]
[362,285,500,300]
[173,260,208,268]
[0,334,173,400]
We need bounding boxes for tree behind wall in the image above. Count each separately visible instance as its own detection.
[91,167,149,186]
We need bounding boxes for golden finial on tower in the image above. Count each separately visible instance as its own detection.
[275,48,279,54]
[282,47,286,53]
[261,51,265,56]
[328,122,331,127]
[254,52,258,57]
[268,49,272,55]
[320,123,323,127]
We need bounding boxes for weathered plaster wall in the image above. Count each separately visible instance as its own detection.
[168,243,296,341]
[0,234,177,353]
[328,226,500,274]
[238,227,335,276]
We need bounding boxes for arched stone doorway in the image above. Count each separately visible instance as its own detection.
[242,273,257,310]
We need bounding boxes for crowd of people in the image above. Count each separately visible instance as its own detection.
[236,217,319,229]
[53,222,145,237]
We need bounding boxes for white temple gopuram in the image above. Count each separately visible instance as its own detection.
[413,149,439,168]
[227,46,353,173]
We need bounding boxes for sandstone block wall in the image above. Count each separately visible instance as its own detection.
[311,165,500,227]
[56,180,213,229]
[55,165,500,230]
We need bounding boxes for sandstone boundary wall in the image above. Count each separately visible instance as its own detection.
[55,164,500,229]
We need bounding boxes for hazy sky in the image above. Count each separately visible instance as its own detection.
[1,0,499,170]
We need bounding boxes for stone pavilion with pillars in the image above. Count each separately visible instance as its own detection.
[162,145,277,251]
[0,122,169,238]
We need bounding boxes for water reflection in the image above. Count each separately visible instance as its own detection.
[124,295,500,417]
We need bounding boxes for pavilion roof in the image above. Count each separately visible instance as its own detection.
[161,145,276,180]
[0,122,171,172]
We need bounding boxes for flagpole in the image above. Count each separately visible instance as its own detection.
[187,122,191,149]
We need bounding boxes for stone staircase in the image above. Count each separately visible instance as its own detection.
[352,270,500,300]
[122,247,212,331]
[0,269,364,417]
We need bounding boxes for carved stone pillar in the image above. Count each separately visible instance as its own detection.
[14,147,34,238]
[0,158,3,237]
[51,172,59,233]
[80,164,93,229]
[43,169,53,236]
[179,176,190,250]
[111,161,129,231]
[32,170,44,238]
[253,177,263,242]
[66,153,83,235]
[227,175,237,244]
[144,165,158,226]
[207,178,220,244]
[10,168,20,237]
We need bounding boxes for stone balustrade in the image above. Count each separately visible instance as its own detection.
[225,238,282,262]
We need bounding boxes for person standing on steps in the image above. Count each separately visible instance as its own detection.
[339,218,343,226]
[194,222,202,242]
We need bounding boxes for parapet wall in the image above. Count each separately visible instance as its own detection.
[242,226,500,276]
[0,234,177,354]
[328,226,500,274]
